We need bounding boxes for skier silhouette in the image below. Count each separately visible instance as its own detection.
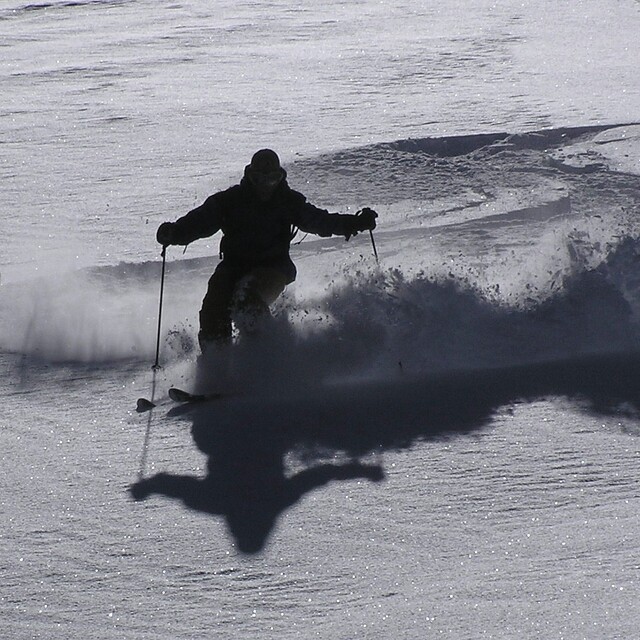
[156,149,377,352]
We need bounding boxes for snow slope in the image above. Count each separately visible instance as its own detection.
[3,0,640,635]
[3,124,640,638]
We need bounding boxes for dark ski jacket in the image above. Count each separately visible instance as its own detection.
[168,177,354,282]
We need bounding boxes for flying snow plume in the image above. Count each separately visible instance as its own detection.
[2,228,639,375]
[0,271,151,362]
[192,233,640,398]
[0,256,205,363]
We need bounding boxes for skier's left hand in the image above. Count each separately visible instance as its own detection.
[357,207,378,231]
[345,207,378,240]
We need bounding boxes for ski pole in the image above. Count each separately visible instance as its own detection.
[369,229,379,264]
[152,246,167,370]
[135,246,168,414]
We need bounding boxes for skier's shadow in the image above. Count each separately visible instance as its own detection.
[130,405,386,554]
[128,368,509,554]
[130,350,640,553]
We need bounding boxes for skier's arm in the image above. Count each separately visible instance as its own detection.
[294,198,377,239]
[156,195,223,247]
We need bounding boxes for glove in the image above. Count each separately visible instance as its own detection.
[156,222,177,246]
[345,207,378,240]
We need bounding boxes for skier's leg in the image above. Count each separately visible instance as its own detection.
[198,262,239,351]
[196,263,245,391]
[232,267,288,335]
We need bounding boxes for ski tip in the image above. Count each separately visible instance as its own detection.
[136,398,156,413]
[168,387,227,404]
[168,387,193,402]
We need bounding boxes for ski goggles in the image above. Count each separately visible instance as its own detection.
[247,168,284,188]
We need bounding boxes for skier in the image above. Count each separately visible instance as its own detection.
[156,148,378,352]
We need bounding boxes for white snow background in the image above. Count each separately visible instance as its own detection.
[1,1,640,638]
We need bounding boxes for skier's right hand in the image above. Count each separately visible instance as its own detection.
[156,222,177,246]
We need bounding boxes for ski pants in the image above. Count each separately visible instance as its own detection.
[198,261,289,350]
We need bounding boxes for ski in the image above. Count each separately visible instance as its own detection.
[168,387,227,404]
[135,387,227,412]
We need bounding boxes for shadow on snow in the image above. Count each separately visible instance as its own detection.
[130,350,640,554]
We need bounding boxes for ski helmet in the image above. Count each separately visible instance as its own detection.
[245,149,285,189]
